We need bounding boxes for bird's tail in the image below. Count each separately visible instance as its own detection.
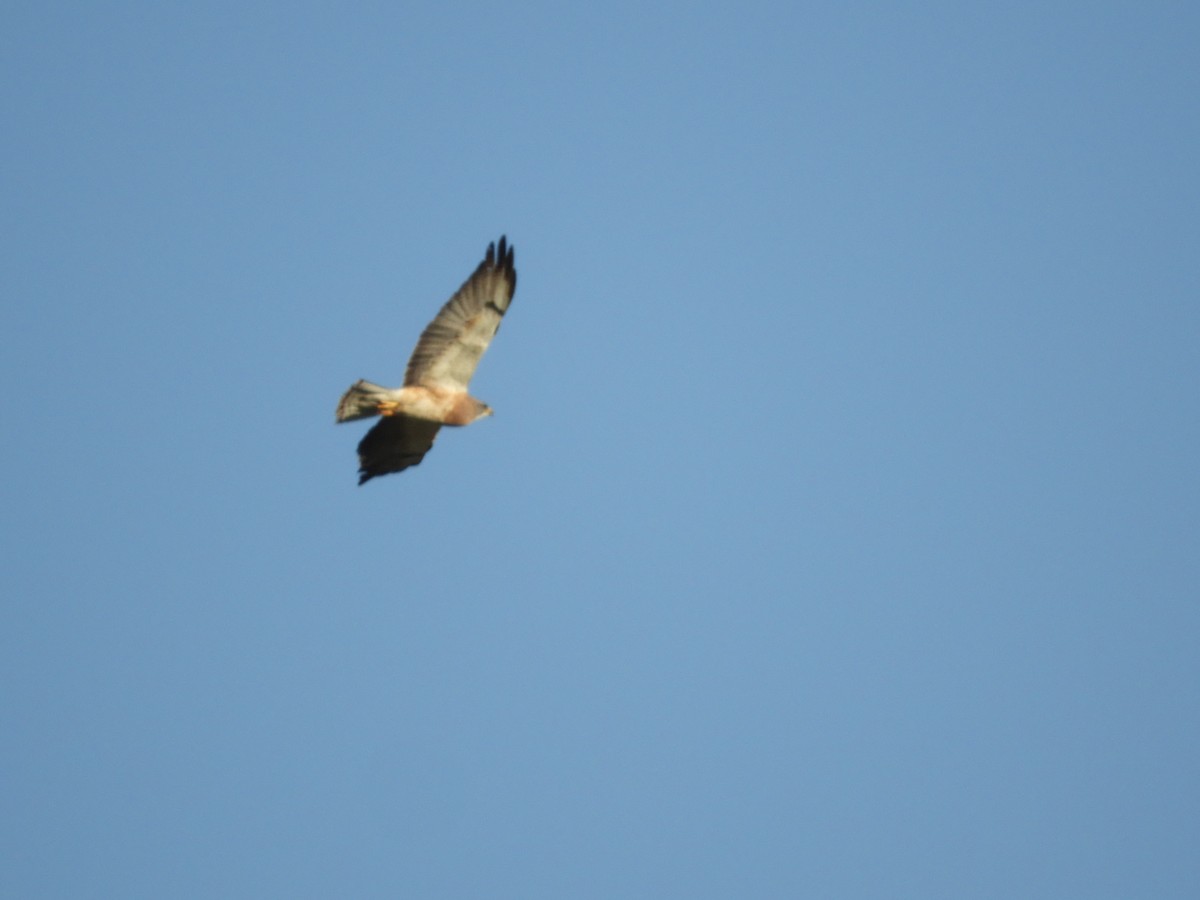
[335,379,391,423]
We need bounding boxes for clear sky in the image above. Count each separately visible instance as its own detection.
[3,2,1198,897]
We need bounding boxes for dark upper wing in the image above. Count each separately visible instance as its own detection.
[404,236,516,390]
[355,416,442,485]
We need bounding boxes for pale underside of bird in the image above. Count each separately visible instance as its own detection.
[335,236,516,484]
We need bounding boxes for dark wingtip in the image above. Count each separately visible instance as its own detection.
[476,235,515,292]
[493,234,515,290]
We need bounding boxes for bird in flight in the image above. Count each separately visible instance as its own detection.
[335,236,516,484]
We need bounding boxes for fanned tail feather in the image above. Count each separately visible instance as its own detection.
[335,380,391,423]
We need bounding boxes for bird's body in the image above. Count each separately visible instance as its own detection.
[336,382,491,427]
[335,236,516,484]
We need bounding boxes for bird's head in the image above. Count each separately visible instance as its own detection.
[467,398,494,423]
[447,395,494,426]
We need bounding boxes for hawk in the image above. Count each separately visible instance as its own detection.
[335,236,516,484]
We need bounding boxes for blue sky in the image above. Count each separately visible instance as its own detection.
[3,2,1198,897]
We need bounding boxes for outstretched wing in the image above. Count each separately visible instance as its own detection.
[355,416,442,485]
[404,236,516,390]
